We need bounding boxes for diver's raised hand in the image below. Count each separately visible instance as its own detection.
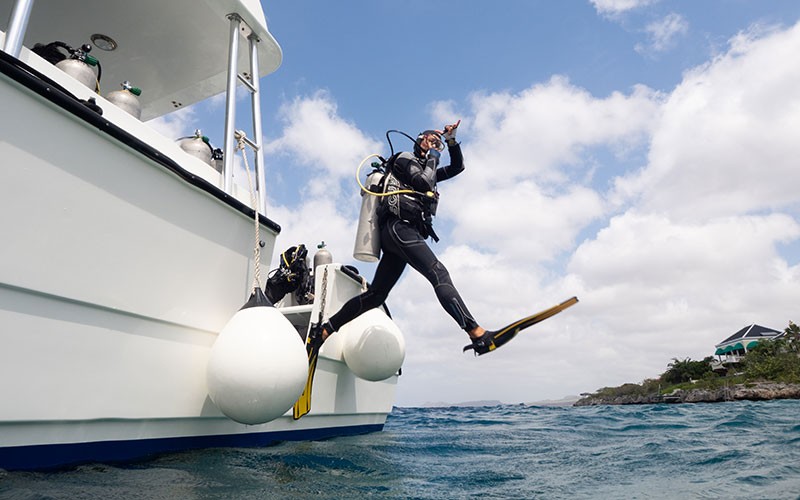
[442,120,461,145]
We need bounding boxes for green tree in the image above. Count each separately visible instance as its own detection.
[742,321,800,382]
[784,321,799,354]
[661,357,714,385]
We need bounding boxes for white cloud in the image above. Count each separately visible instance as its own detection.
[448,181,603,263]
[145,104,198,140]
[590,0,658,16]
[267,198,358,271]
[615,21,800,221]
[635,13,689,55]
[460,77,661,186]
[569,212,800,311]
[402,21,800,404]
[439,77,660,264]
[265,90,382,186]
[260,21,800,406]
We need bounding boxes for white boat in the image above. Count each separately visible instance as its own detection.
[0,0,403,470]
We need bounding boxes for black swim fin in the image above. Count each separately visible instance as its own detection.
[463,296,579,356]
[293,323,325,420]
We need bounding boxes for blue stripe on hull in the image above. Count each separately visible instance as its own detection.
[0,423,384,471]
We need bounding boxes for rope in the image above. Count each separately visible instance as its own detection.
[235,130,262,291]
[319,266,329,325]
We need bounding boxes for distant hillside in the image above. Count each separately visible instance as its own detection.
[526,395,580,406]
[419,400,503,408]
[575,322,799,406]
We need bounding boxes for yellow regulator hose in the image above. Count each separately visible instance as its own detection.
[356,153,435,199]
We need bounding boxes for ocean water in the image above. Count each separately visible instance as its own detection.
[2,400,800,499]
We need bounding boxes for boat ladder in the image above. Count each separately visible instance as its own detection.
[222,13,268,215]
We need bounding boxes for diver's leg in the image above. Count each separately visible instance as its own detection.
[385,219,483,336]
[324,228,407,336]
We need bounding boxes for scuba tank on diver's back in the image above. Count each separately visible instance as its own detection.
[353,162,386,262]
[352,128,447,261]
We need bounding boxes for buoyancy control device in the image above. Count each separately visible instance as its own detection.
[353,130,444,261]
[265,244,313,305]
[353,130,446,262]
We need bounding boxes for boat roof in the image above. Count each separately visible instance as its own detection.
[0,0,282,120]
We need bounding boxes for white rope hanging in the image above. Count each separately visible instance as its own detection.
[235,130,262,292]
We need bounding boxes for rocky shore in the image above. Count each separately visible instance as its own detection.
[573,382,800,406]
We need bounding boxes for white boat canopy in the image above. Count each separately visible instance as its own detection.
[0,0,282,121]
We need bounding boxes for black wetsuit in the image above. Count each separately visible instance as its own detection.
[327,143,479,333]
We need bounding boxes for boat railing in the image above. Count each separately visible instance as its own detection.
[1,0,272,217]
[1,0,33,58]
[222,14,268,215]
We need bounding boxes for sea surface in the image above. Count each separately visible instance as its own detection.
[2,400,800,499]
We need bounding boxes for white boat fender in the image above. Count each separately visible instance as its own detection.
[106,81,142,119]
[206,288,308,425]
[341,309,405,381]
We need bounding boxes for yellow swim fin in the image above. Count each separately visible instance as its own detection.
[464,296,579,356]
[293,324,324,420]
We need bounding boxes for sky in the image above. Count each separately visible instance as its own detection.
[151,0,800,407]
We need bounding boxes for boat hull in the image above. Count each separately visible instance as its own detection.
[0,418,386,471]
[0,51,398,471]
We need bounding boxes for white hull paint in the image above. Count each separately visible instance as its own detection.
[0,12,399,469]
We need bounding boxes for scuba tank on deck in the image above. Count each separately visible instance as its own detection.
[314,241,333,272]
[177,130,223,172]
[106,81,142,119]
[54,43,101,91]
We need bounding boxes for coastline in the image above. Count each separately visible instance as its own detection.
[573,382,800,406]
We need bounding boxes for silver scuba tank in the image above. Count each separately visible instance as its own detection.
[178,130,213,164]
[314,242,333,273]
[106,81,142,119]
[56,58,97,89]
[55,44,99,90]
[353,170,384,262]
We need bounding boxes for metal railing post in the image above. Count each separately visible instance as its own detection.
[248,35,267,215]
[222,14,241,194]
[2,0,35,57]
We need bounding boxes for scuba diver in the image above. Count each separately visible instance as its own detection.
[294,120,579,418]
[312,120,503,354]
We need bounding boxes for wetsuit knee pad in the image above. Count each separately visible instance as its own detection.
[328,287,390,332]
[360,288,389,311]
[429,260,451,285]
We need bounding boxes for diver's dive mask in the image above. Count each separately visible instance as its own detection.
[416,130,445,158]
